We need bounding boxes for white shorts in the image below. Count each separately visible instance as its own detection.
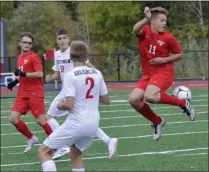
[47,91,68,117]
[43,120,98,152]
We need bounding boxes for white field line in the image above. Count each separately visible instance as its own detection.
[1,111,208,126]
[1,94,208,104]
[1,131,208,150]
[1,120,208,136]
[1,147,208,167]
[0,109,135,118]
[0,103,208,117]
[101,120,208,129]
[43,98,209,105]
[1,98,208,108]
[175,152,208,156]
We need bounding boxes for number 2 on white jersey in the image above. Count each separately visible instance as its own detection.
[86,77,94,99]
[149,44,156,54]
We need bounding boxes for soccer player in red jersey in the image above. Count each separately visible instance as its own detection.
[129,7,196,140]
[7,32,53,152]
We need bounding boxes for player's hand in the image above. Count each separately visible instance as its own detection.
[7,79,19,90]
[57,101,64,110]
[144,7,151,20]
[45,74,52,82]
[15,68,26,77]
[149,57,167,65]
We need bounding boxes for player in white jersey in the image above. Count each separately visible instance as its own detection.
[45,28,118,159]
[39,40,110,172]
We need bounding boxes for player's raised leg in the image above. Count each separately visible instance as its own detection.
[129,87,165,140]
[144,77,196,121]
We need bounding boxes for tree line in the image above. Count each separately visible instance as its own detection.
[1,1,208,79]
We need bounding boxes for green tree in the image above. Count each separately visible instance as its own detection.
[63,1,79,21]
[76,2,142,53]
[7,2,73,56]
[1,1,16,19]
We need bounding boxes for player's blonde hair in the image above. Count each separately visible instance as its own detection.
[150,7,168,17]
[70,41,89,62]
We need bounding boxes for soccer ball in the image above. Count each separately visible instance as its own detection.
[172,86,192,100]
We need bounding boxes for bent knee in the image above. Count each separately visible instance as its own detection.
[129,95,141,105]
[38,145,49,155]
[129,96,135,106]
[144,94,156,103]
[129,97,145,110]
[9,115,19,125]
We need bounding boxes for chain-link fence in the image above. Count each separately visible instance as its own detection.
[3,50,208,82]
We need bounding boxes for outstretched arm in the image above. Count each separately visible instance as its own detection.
[133,7,151,36]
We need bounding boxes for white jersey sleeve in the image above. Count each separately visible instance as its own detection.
[99,72,108,96]
[63,72,76,97]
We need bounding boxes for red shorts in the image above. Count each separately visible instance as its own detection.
[12,96,45,116]
[136,72,174,91]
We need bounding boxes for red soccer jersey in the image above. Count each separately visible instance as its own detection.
[17,51,44,98]
[137,25,182,75]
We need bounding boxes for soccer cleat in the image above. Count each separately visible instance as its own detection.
[108,138,118,159]
[152,119,166,141]
[24,136,39,153]
[181,99,196,121]
[52,146,70,160]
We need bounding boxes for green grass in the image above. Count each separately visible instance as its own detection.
[0,88,208,171]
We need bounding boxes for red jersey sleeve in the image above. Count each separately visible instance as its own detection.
[168,34,182,54]
[32,55,43,72]
[136,25,149,40]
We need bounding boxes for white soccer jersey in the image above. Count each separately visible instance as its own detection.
[52,47,74,84]
[63,66,108,125]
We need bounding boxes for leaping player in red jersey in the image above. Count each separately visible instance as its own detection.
[7,32,53,152]
[129,7,196,141]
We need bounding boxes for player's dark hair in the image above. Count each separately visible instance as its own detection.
[70,41,89,62]
[150,7,168,18]
[20,32,34,42]
[56,28,68,36]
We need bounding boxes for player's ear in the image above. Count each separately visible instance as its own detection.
[19,41,22,47]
